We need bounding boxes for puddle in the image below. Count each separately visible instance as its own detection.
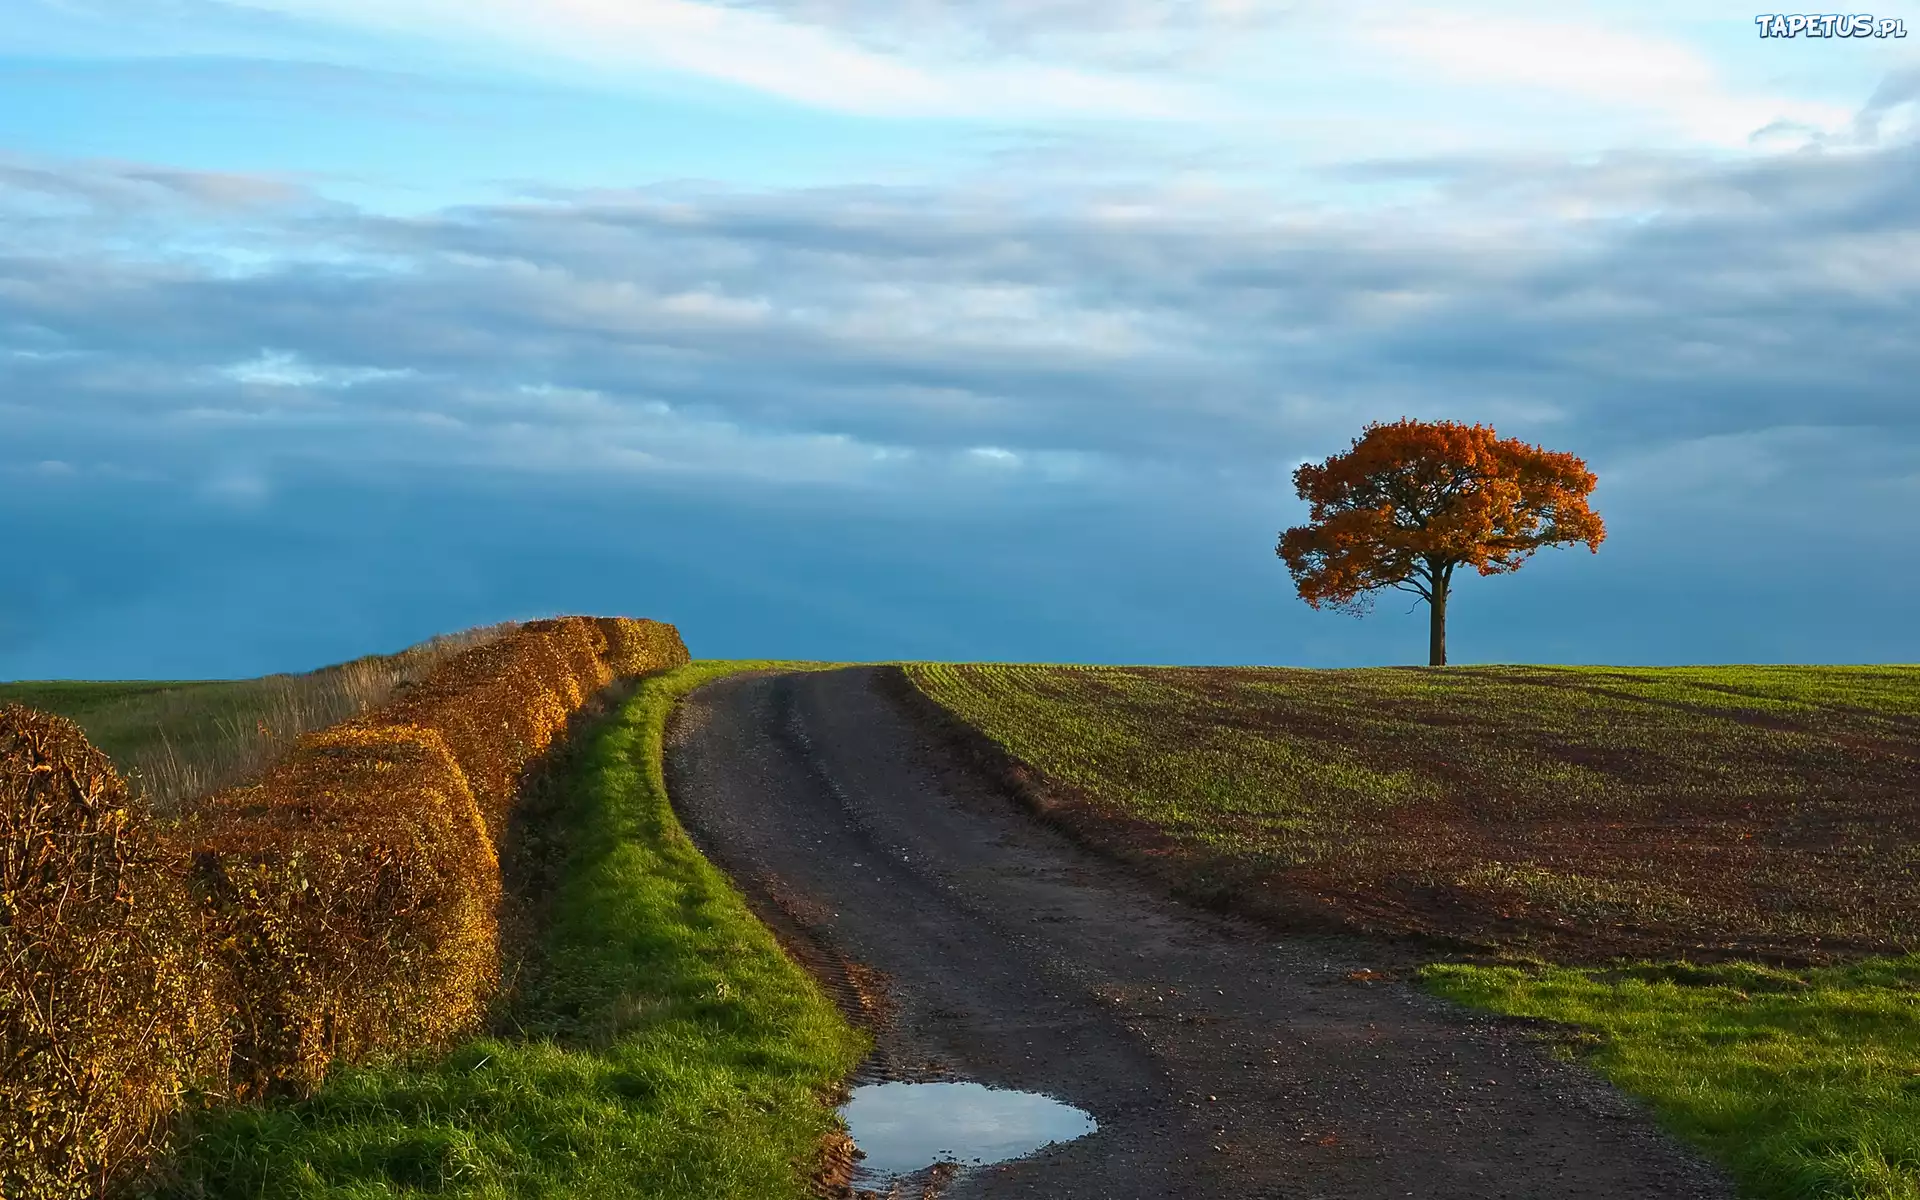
[840,1081,1098,1183]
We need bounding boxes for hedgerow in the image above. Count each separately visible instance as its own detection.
[0,708,226,1199]
[1,616,690,1196]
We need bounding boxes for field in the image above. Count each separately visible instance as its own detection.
[904,663,1920,962]
[0,679,256,767]
[166,661,867,1199]
[0,626,507,811]
[905,662,1920,1200]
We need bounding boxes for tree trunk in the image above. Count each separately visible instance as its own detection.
[1428,573,1449,667]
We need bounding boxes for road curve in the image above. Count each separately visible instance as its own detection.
[663,666,1734,1200]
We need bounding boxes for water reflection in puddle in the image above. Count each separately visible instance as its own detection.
[840,1081,1098,1182]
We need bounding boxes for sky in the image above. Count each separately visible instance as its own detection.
[2,0,1917,677]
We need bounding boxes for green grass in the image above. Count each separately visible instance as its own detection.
[1,678,285,763]
[162,661,868,1200]
[0,679,228,716]
[2,626,511,810]
[1422,957,1920,1200]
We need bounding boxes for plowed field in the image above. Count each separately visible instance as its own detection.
[903,664,1920,962]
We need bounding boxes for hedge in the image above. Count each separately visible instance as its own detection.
[182,616,690,1097]
[1,615,690,1194]
[179,723,499,1100]
[0,707,226,1199]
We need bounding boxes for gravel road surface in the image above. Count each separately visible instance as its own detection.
[664,666,1735,1200]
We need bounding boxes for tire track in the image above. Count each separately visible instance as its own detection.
[664,666,1737,1200]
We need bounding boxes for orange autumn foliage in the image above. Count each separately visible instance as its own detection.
[179,615,689,1099]
[182,722,499,1099]
[1276,419,1605,665]
[1,617,691,1191]
[0,708,227,1199]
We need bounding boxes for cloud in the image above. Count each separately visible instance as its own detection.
[1854,67,1920,143]
[221,0,1213,117]
[5,125,1920,671]
[706,0,1290,66]
[19,0,1889,181]
[216,349,416,387]
[1365,13,1856,147]
[201,466,272,504]
[3,132,1917,518]
[10,3,1920,673]
[0,156,309,212]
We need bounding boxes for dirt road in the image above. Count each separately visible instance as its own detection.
[664,667,1735,1200]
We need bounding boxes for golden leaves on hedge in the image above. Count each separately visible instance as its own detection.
[0,707,227,1200]
[1,616,691,1192]
[180,722,500,1099]
[185,616,690,1098]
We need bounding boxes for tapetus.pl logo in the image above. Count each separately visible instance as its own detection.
[1754,13,1908,36]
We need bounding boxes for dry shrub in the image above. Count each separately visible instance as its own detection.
[594,617,691,679]
[380,617,687,841]
[0,706,226,1199]
[179,724,498,1099]
[378,618,606,842]
[181,616,688,1096]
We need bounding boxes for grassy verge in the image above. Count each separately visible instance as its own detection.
[1421,958,1920,1200]
[162,660,868,1199]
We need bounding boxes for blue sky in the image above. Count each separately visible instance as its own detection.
[3,0,1917,676]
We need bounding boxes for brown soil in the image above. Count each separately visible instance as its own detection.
[902,664,1920,965]
[664,667,1736,1200]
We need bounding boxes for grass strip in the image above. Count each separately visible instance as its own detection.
[1421,958,1920,1200]
[163,660,868,1199]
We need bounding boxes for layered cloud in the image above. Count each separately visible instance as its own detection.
[4,129,1916,509]
[191,0,1213,118]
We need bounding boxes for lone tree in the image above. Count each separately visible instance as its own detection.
[1277,419,1605,666]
